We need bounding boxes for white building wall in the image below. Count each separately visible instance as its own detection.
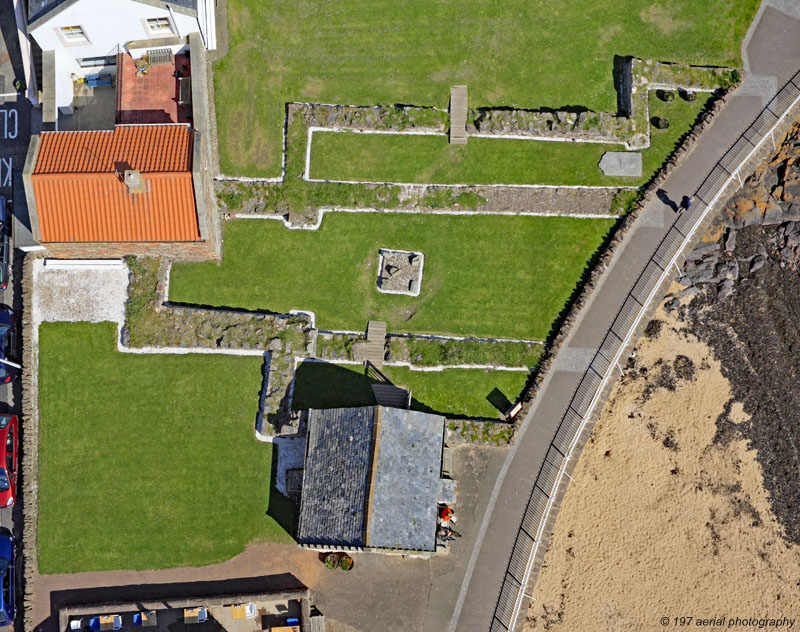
[197,0,216,50]
[29,0,201,108]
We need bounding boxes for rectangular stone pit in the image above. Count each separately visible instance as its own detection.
[377,249,424,297]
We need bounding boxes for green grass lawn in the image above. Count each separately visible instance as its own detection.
[292,361,529,419]
[170,214,615,340]
[216,0,757,176]
[309,93,713,186]
[37,322,292,574]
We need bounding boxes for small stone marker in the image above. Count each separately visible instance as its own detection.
[598,151,642,177]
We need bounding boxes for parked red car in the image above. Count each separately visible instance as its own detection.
[0,416,18,507]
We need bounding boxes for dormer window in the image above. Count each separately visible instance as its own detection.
[58,25,89,44]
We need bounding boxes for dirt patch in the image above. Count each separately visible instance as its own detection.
[525,291,800,630]
[640,3,688,34]
[475,186,619,216]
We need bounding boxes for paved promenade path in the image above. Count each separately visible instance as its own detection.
[450,2,800,630]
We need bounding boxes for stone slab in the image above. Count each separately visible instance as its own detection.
[598,151,642,177]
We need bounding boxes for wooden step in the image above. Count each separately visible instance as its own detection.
[449,85,468,145]
[366,320,387,368]
[367,320,387,341]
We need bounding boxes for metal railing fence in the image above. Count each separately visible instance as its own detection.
[490,70,800,632]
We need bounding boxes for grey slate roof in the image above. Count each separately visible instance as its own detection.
[298,405,445,552]
[368,408,444,551]
[297,407,374,547]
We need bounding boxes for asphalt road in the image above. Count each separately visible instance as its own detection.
[0,2,33,630]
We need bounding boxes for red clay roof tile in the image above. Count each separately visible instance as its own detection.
[34,125,193,174]
[32,125,200,243]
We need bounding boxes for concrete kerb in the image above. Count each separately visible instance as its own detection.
[502,77,800,632]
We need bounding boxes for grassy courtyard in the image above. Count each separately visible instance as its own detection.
[216,0,758,176]
[309,93,714,186]
[37,322,292,574]
[169,214,615,340]
[292,361,529,419]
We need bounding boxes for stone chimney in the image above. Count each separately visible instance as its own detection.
[124,170,147,194]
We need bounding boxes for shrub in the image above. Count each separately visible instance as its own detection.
[340,555,354,571]
[324,553,340,569]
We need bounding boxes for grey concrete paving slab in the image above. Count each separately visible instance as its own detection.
[598,151,642,177]
[746,8,800,85]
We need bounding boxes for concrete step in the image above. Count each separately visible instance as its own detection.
[372,384,409,408]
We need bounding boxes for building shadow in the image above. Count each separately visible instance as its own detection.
[289,360,520,422]
[266,441,298,536]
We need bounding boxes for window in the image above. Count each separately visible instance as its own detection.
[60,25,88,43]
[146,17,174,35]
[78,56,116,68]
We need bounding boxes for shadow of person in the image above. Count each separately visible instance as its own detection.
[656,188,679,212]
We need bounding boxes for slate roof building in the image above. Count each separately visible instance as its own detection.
[297,406,453,554]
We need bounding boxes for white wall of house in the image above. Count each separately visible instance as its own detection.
[28,0,202,109]
[197,0,217,50]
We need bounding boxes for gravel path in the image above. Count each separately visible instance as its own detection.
[32,259,128,336]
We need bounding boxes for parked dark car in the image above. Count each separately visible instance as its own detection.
[0,198,11,292]
[0,311,18,383]
[0,529,14,626]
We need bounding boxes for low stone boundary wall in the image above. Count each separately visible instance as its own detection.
[20,252,43,632]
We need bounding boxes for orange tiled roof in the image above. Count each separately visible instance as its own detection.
[34,125,193,174]
[32,125,200,243]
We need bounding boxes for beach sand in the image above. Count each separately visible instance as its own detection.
[524,289,800,630]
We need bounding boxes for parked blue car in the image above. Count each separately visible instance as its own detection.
[0,528,14,626]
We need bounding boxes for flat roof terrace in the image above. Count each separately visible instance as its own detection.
[116,52,192,125]
[60,591,310,632]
